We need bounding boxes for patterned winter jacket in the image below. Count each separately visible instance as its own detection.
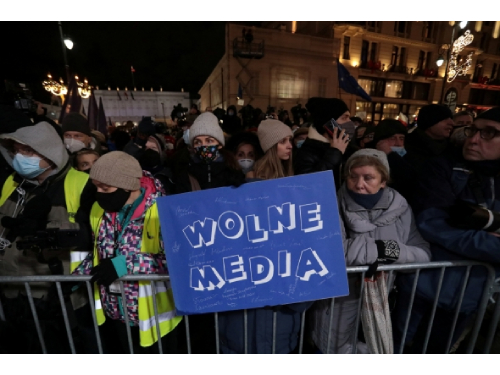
[73,171,167,325]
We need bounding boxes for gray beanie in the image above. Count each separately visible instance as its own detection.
[189,112,225,146]
[90,151,142,190]
[345,149,390,175]
[257,119,293,153]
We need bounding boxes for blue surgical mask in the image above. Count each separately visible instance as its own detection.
[12,153,49,179]
[183,128,190,145]
[296,140,305,149]
[390,146,407,157]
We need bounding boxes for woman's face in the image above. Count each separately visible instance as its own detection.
[77,153,99,172]
[193,135,221,148]
[236,143,255,161]
[346,165,386,194]
[276,136,293,160]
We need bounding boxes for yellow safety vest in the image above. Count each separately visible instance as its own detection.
[90,201,182,347]
[0,168,89,272]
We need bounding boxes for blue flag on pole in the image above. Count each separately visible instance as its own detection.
[337,59,372,102]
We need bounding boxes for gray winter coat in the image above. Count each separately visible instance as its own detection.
[310,184,431,353]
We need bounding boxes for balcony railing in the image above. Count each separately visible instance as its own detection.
[415,68,438,78]
[233,38,265,59]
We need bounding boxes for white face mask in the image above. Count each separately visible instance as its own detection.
[238,159,255,174]
[64,138,86,154]
[183,129,190,145]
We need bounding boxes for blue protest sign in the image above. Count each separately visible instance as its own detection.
[157,171,348,315]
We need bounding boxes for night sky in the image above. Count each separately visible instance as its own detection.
[1,21,252,103]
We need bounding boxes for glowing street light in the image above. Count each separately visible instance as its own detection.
[64,37,74,50]
[436,55,445,67]
[459,21,468,29]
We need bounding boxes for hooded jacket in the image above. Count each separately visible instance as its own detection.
[310,184,430,353]
[0,122,95,300]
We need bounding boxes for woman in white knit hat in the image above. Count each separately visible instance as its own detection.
[172,112,245,193]
[247,119,294,180]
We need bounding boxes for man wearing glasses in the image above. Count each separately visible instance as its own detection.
[393,107,500,353]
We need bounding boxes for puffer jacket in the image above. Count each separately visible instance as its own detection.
[294,127,343,189]
[309,184,431,353]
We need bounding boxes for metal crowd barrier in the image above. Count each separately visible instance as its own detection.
[0,260,497,354]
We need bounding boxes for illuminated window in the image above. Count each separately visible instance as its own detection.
[385,80,403,98]
[273,67,308,99]
[382,103,399,120]
[248,72,260,96]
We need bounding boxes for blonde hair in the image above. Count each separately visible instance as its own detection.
[253,144,293,180]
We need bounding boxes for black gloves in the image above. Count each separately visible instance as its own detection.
[90,258,119,287]
[447,200,500,233]
[366,240,401,278]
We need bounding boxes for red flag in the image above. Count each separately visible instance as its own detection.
[131,66,136,73]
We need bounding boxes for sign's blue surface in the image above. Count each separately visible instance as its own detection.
[157,171,349,315]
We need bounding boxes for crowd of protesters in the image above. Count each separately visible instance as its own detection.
[0,94,499,355]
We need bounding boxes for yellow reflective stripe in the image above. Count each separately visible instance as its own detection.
[64,168,89,223]
[138,310,178,332]
[70,251,90,273]
[138,281,168,296]
[0,173,18,207]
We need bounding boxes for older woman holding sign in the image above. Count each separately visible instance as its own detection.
[309,149,431,353]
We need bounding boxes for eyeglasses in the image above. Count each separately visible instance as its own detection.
[464,126,500,140]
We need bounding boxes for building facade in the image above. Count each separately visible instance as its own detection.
[45,89,191,126]
[199,21,500,124]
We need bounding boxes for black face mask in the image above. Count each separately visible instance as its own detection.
[81,168,91,174]
[96,188,131,212]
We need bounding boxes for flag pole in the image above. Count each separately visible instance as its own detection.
[131,66,135,89]
[337,59,342,100]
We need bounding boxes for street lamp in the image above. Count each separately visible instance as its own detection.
[459,21,468,29]
[58,21,73,84]
[436,55,445,67]
[64,37,74,50]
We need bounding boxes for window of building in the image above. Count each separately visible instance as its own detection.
[343,36,351,60]
[399,47,407,67]
[425,51,432,69]
[382,103,399,120]
[390,46,399,67]
[370,42,378,62]
[318,77,327,97]
[358,77,385,97]
[492,63,498,80]
[248,72,260,96]
[361,40,369,68]
[394,21,410,37]
[417,50,425,70]
[423,21,434,40]
[410,82,430,100]
[277,73,295,98]
[356,101,372,122]
[385,80,403,98]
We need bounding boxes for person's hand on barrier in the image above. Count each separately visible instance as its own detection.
[447,200,500,232]
[90,256,127,286]
[366,240,401,278]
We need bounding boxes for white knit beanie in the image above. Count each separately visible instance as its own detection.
[345,149,390,175]
[257,119,293,153]
[189,112,225,146]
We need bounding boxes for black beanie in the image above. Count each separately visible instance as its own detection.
[0,104,33,134]
[305,97,349,134]
[417,104,453,131]
[365,119,407,148]
[138,117,156,137]
[62,113,91,136]
[477,107,500,123]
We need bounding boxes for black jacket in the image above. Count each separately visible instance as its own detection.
[173,157,245,194]
[294,137,343,189]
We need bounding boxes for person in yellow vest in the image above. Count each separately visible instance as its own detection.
[72,151,182,353]
[0,121,96,353]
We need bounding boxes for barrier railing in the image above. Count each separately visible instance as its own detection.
[0,261,497,354]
